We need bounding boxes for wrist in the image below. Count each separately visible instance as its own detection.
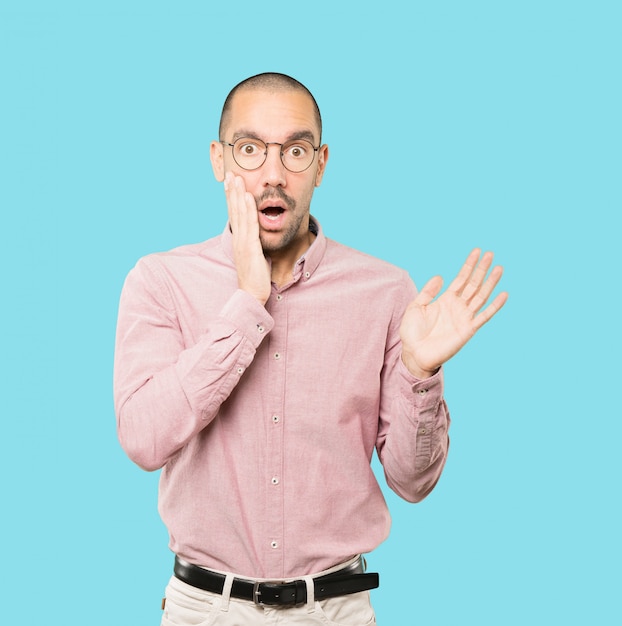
[401,352,438,380]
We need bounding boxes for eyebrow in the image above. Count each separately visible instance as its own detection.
[231,129,318,145]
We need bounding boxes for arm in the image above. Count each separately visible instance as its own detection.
[377,250,507,502]
[114,174,272,472]
[113,260,273,471]
[376,279,450,503]
[377,363,450,503]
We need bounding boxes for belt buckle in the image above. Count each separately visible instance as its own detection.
[253,580,284,605]
[253,580,299,606]
[252,581,262,605]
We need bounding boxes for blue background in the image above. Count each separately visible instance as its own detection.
[1,1,620,624]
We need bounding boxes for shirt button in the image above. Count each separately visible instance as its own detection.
[271,541,279,549]
[304,271,310,279]
[419,428,428,435]
[274,352,281,360]
[276,294,283,301]
[257,325,264,333]
[418,388,428,395]
[272,415,280,424]
[271,476,279,485]
[237,367,244,374]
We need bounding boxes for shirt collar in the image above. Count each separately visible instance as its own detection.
[220,216,327,283]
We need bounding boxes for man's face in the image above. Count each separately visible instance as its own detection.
[211,88,328,255]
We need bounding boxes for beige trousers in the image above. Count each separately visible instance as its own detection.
[160,556,377,625]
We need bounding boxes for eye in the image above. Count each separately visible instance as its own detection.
[235,140,264,156]
[284,143,308,159]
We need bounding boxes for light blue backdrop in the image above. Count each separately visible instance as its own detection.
[2,1,619,624]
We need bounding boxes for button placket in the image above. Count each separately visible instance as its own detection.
[264,289,287,572]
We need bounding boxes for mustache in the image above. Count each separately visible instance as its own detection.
[255,188,296,211]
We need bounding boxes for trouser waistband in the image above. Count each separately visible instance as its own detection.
[173,555,379,606]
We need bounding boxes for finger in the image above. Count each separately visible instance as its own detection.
[224,171,239,233]
[468,264,504,313]
[461,250,494,301]
[446,248,481,295]
[226,174,258,240]
[232,175,249,235]
[472,290,508,331]
[414,275,444,306]
[232,175,248,235]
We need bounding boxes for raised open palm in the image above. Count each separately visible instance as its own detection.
[400,249,508,379]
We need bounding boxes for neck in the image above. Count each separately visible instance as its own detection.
[268,229,316,287]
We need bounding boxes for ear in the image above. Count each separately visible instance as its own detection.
[314,144,329,187]
[210,140,225,182]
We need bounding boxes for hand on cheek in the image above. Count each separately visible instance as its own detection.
[224,172,271,305]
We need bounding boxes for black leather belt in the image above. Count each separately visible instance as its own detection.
[173,555,379,606]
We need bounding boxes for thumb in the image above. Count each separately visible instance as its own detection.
[414,275,443,306]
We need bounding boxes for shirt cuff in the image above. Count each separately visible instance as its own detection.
[398,359,444,408]
[218,289,275,348]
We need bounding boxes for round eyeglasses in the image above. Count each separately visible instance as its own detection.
[221,137,320,173]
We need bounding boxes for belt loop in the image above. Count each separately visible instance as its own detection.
[303,575,315,614]
[219,573,234,612]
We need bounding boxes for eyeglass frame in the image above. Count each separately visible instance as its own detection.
[220,136,321,173]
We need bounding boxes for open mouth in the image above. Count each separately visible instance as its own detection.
[260,207,285,220]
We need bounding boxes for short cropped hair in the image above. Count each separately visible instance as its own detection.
[218,72,322,142]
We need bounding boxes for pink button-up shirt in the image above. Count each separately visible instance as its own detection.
[114,218,450,579]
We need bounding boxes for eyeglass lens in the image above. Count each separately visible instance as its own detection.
[231,138,316,172]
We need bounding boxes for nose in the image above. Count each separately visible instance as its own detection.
[260,143,287,187]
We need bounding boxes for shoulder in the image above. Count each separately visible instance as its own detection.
[318,238,418,328]
[324,238,413,287]
[124,233,231,292]
[134,234,226,272]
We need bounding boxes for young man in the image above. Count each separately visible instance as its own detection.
[114,72,507,624]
